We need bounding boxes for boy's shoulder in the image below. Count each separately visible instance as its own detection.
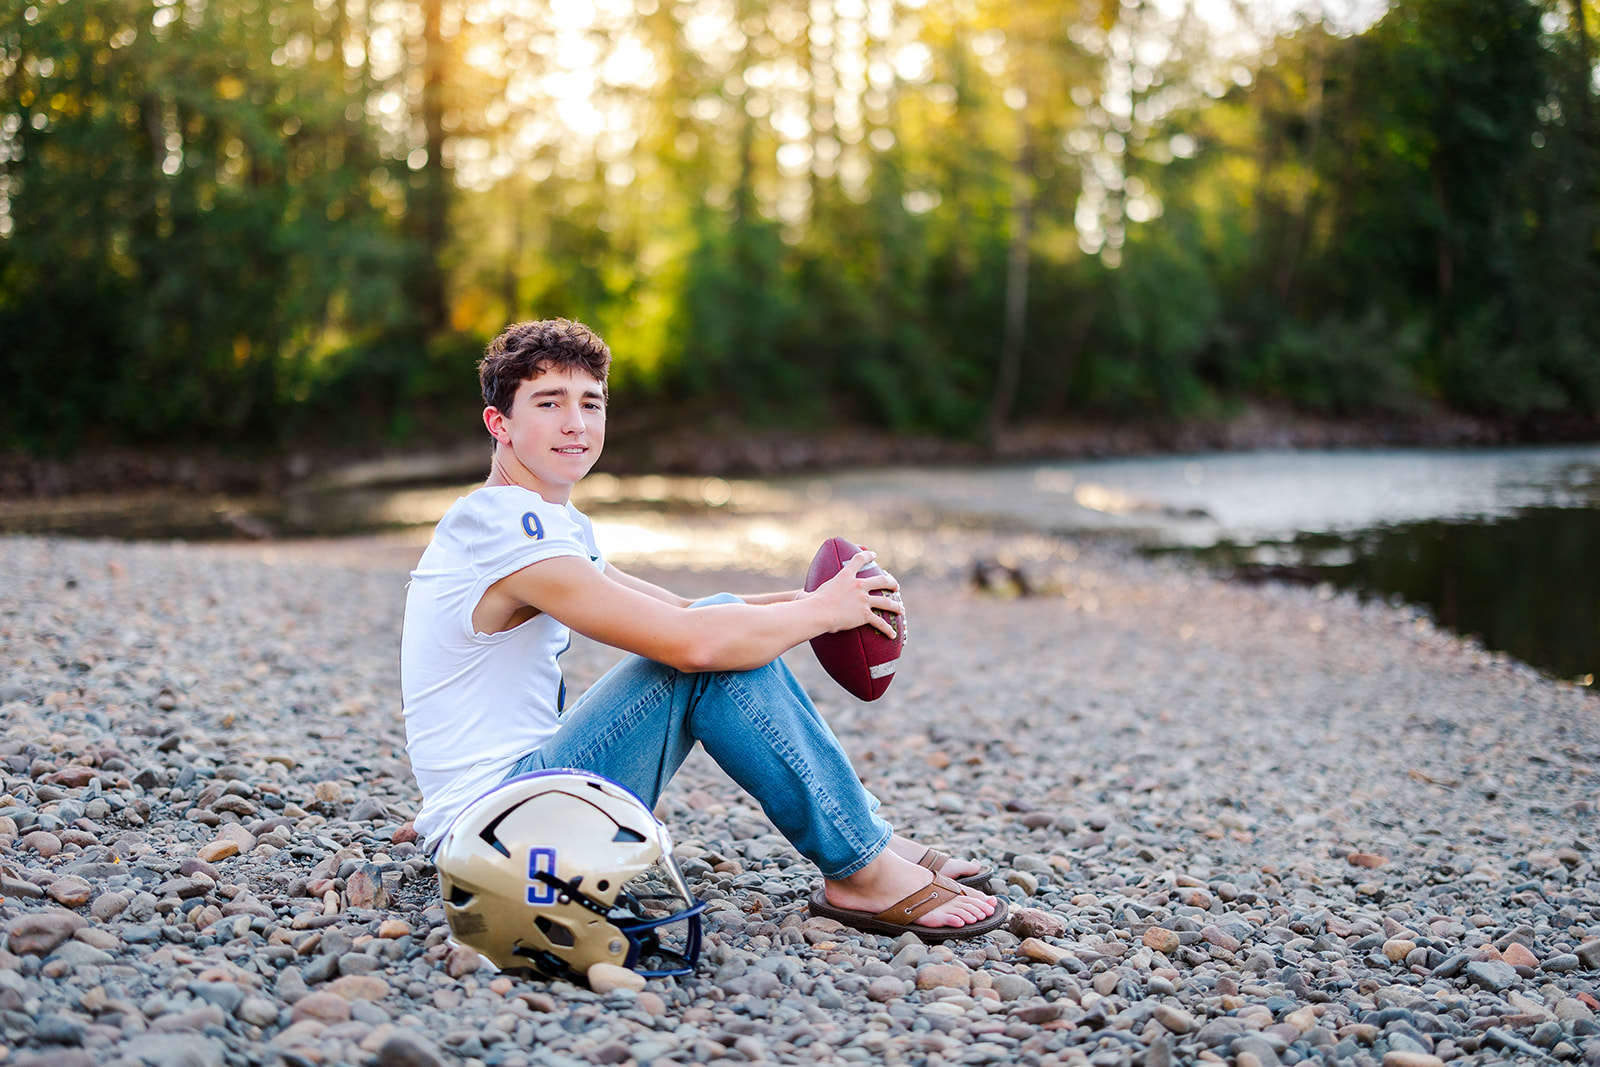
[425,487,600,577]
[444,486,586,546]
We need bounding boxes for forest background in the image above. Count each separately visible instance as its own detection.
[3,0,1598,474]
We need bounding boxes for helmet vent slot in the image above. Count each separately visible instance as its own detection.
[612,827,647,843]
[478,803,528,858]
[448,885,475,907]
[534,915,575,948]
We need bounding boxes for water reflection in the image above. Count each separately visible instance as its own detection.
[1198,507,1600,683]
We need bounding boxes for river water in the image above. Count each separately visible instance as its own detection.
[3,444,1597,684]
[821,445,1600,684]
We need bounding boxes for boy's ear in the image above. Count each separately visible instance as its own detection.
[483,406,508,444]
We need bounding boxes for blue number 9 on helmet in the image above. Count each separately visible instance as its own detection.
[433,769,705,982]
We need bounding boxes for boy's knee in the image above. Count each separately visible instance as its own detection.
[690,592,745,608]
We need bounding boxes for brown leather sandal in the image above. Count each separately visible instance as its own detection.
[807,874,1008,943]
[916,847,996,892]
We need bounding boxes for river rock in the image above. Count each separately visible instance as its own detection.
[344,862,389,910]
[22,830,62,857]
[327,974,390,1000]
[196,839,238,863]
[1009,906,1067,939]
[6,910,88,955]
[868,975,907,1001]
[1153,1005,1196,1033]
[587,962,646,993]
[1017,937,1069,964]
[916,962,971,991]
[236,996,281,1027]
[1381,1054,1443,1067]
[443,943,480,978]
[1466,960,1519,992]
[375,1031,445,1067]
[290,991,352,1023]
[1143,927,1181,954]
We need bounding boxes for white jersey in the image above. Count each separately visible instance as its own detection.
[400,485,604,847]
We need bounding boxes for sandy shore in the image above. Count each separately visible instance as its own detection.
[1,527,1597,1067]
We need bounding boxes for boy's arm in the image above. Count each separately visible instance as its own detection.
[603,564,693,607]
[493,551,901,673]
[604,563,802,607]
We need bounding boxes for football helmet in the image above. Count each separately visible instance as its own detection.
[433,769,704,981]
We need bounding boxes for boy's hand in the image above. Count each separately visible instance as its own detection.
[803,549,904,640]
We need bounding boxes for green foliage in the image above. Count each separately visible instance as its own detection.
[2,0,1596,459]
[0,0,415,451]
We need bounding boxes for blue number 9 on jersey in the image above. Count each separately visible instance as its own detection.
[521,512,545,540]
[527,846,558,904]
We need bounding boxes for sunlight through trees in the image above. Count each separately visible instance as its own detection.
[2,0,1596,452]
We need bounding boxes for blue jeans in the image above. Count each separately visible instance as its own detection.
[504,594,893,880]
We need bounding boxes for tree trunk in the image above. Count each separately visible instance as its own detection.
[989,114,1034,441]
[409,0,449,337]
[1275,39,1325,307]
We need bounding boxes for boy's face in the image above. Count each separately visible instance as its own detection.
[485,367,606,502]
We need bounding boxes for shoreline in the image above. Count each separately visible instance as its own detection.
[5,404,1598,501]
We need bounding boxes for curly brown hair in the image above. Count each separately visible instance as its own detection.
[478,319,612,419]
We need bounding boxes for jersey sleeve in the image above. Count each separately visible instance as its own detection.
[467,489,596,584]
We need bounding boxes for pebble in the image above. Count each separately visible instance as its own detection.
[586,962,646,994]
[1382,1054,1445,1067]
[1,532,1598,1067]
[868,975,908,1001]
[1009,906,1067,939]
[916,962,971,991]
[374,1031,445,1067]
[1153,1005,1196,1033]
[1144,927,1182,954]
[22,830,62,857]
[44,876,93,908]
[6,910,87,955]
[289,992,352,1024]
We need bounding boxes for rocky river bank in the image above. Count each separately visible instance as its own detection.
[1,531,1597,1067]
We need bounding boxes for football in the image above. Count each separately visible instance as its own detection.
[804,536,904,701]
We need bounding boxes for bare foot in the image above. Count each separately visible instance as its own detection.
[888,834,984,882]
[824,848,998,929]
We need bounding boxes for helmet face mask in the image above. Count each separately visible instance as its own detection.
[435,770,705,982]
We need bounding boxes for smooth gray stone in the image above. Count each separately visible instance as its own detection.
[274,967,310,1004]
[301,953,339,983]
[337,951,381,975]
[235,996,279,1027]
[48,942,114,967]
[1230,1034,1282,1065]
[1465,960,1519,992]
[120,1034,226,1067]
[992,974,1037,1000]
[33,1013,87,1045]
[1197,1018,1245,1047]
[187,981,243,1013]
[120,925,162,944]
[1386,1030,1431,1055]
[1483,1026,1546,1059]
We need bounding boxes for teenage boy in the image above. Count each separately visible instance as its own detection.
[401,319,1003,939]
